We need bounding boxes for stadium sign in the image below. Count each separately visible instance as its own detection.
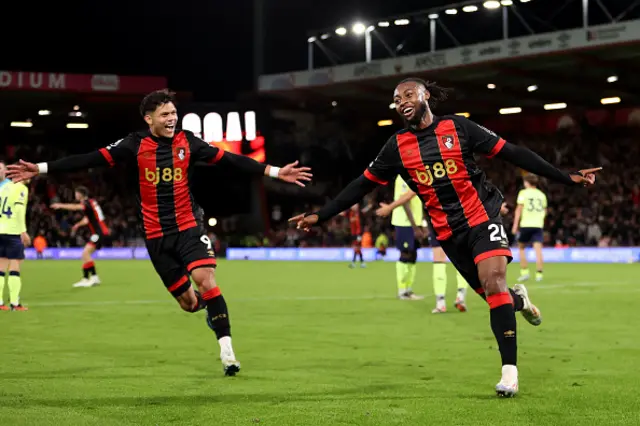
[353,63,382,78]
[0,71,65,90]
[181,111,266,163]
[0,70,167,94]
[587,24,627,41]
[259,19,640,91]
[414,53,447,70]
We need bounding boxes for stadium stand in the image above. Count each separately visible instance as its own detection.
[4,114,638,249]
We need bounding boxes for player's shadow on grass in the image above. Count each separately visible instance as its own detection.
[0,384,409,408]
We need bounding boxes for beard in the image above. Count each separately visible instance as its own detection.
[402,101,428,128]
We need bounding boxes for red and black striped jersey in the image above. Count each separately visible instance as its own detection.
[98,130,226,240]
[83,198,110,236]
[365,115,506,241]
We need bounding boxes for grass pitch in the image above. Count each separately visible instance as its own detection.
[1,260,639,425]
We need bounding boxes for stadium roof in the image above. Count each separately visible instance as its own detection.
[257,1,640,119]
[260,41,640,118]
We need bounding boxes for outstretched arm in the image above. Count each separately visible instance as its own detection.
[7,137,135,183]
[316,176,380,223]
[51,203,85,211]
[290,176,380,229]
[461,117,601,186]
[291,136,401,230]
[7,153,110,182]
[495,143,577,185]
[45,151,111,174]
[190,134,312,187]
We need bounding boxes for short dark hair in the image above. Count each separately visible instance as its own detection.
[524,174,539,186]
[398,78,452,108]
[75,186,90,197]
[140,89,176,117]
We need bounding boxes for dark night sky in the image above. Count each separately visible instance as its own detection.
[2,0,635,102]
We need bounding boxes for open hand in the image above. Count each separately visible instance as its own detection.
[570,167,602,186]
[288,213,318,232]
[375,202,393,217]
[278,161,312,187]
[6,160,39,183]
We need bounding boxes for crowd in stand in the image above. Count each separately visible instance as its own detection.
[262,123,640,249]
[3,122,638,250]
[4,141,141,249]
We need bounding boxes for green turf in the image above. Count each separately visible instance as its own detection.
[1,260,639,425]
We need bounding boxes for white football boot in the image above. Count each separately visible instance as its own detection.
[218,336,241,376]
[72,278,93,288]
[496,365,519,397]
[513,284,542,326]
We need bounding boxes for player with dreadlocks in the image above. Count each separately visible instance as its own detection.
[291,77,601,397]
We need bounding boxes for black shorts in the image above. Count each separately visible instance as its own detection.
[518,227,544,244]
[145,227,217,297]
[439,217,512,293]
[88,233,112,250]
[395,226,416,251]
[0,235,24,260]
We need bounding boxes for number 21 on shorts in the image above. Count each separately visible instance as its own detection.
[488,223,507,242]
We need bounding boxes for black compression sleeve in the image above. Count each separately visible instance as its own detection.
[216,151,267,175]
[315,175,380,223]
[495,142,577,186]
[48,151,110,173]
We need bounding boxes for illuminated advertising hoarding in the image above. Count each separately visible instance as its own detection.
[181,110,265,163]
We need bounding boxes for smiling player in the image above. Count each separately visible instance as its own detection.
[8,89,312,375]
[290,78,600,396]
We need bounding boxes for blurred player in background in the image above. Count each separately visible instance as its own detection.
[0,160,30,311]
[346,203,367,268]
[511,174,547,282]
[51,186,111,288]
[427,223,469,313]
[375,232,388,260]
[377,176,425,300]
[377,182,468,309]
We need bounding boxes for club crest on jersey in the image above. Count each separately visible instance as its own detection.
[176,147,186,161]
[441,135,455,149]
